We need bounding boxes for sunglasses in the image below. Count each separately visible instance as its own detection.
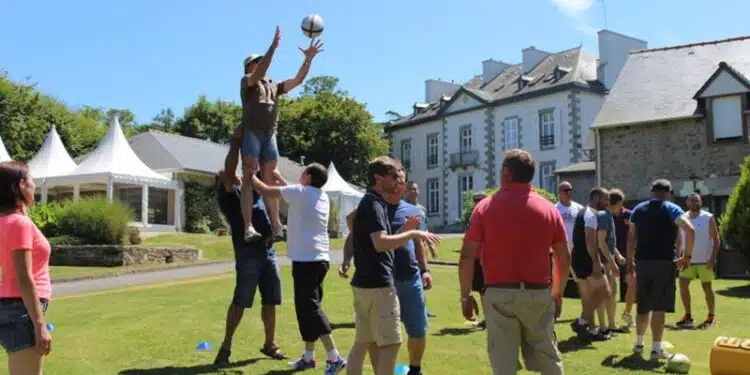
[560,188,572,193]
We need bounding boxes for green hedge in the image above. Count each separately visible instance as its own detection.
[56,197,134,245]
[183,181,227,233]
[720,155,750,260]
[461,186,557,226]
[28,201,66,237]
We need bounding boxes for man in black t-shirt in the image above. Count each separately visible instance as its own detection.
[344,156,440,375]
[213,170,285,367]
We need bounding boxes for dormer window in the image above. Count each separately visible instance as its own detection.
[709,95,745,141]
[693,62,750,144]
[412,102,430,115]
[517,75,534,90]
[554,65,571,80]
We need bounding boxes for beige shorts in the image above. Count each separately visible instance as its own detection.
[352,286,402,347]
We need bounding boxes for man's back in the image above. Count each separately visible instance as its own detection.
[217,186,274,259]
[630,199,684,261]
[280,184,330,262]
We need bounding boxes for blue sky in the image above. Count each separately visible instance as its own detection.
[1,0,748,124]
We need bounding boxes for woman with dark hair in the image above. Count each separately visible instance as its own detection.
[0,161,52,374]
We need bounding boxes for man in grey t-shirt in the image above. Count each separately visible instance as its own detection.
[596,199,627,335]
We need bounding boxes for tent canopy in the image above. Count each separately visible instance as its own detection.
[322,162,364,197]
[0,136,10,162]
[27,126,77,179]
[45,117,173,187]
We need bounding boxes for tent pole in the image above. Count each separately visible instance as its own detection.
[73,184,80,200]
[41,181,48,204]
[141,185,149,226]
[106,176,114,201]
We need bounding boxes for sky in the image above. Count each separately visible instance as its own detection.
[1,0,749,124]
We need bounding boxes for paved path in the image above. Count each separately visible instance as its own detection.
[53,251,345,297]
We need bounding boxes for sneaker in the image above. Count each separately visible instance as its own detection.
[244,227,262,242]
[477,320,486,329]
[270,225,287,242]
[590,329,612,341]
[288,356,317,370]
[632,344,645,355]
[676,314,694,329]
[213,347,231,368]
[324,356,346,375]
[622,312,634,328]
[571,320,592,343]
[650,349,672,361]
[427,311,436,318]
[700,314,716,328]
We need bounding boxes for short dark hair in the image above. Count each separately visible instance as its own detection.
[304,163,328,188]
[609,188,625,204]
[590,187,608,201]
[366,156,402,187]
[406,181,418,187]
[651,179,672,193]
[0,161,31,212]
[501,149,535,184]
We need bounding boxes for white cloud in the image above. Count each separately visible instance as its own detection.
[551,0,598,36]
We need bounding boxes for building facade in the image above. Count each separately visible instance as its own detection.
[385,30,646,229]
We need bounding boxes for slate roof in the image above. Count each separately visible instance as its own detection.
[593,36,750,128]
[388,47,605,129]
[554,161,595,174]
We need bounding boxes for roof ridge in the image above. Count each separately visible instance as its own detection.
[148,129,230,148]
[631,35,750,55]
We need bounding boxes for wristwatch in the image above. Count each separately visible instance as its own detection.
[420,268,430,275]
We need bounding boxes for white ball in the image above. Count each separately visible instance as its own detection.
[666,353,691,374]
[301,13,324,39]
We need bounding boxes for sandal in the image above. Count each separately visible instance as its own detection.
[260,344,288,360]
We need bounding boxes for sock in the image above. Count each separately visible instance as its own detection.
[304,350,314,361]
[327,349,340,362]
[636,335,644,346]
[653,341,663,352]
[408,365,422,374]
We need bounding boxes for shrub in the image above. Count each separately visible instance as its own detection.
[461,186,557,226]
[720,155,750,260]
[183,181,227,234]
[47,235,87,246]
[328,198,340,236]
[57,197,133,245]
[28,201,66,237]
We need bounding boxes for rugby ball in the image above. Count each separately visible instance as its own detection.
[301,14,324,38]
[666,353,691,374]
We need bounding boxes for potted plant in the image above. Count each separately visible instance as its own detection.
[129,227,142,245]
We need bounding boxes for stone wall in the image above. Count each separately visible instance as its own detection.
[599,116,750,199]
[51,246,202,267]
[556,171,596,204]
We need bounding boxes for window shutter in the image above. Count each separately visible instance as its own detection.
[554,108,562,147]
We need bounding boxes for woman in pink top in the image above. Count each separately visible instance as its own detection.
[0,161,52,374]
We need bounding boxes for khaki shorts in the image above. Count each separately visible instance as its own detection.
[352,286,402,346]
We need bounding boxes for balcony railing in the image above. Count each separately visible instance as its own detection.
[540,135,555,149]
[449,150,479,169]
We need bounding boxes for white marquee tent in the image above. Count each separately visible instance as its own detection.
[27,126,77,180]
[0,136,11,162]
[43,117,182,229]
[322,162,364,236]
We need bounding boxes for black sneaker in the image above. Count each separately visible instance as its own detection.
[590,329,612,341]
[477,320,486,329]
[676,314,694,329]
[213,347,231,368]
[571,320,592,343]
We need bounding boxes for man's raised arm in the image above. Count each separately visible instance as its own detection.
[244,27,281,88]
[280,38,323,93]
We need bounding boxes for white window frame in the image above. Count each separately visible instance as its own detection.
[427,179,440,214]
[711,95,743,141]
[460,126,472,152]
[458,174,474,214]
[504,117,519,150]
[427,134,439,168]
[539,163,555,192]
[539,110,555,149]
[400,139,412,170]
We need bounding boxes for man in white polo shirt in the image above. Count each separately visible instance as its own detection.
[250,163,346,375]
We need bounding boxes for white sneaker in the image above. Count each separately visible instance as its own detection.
[622,312,634,328]
[650,349,671,361]
[632,344,644,355]
[244,226,262,242]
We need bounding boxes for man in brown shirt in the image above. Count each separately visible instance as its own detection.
[223,26,323,242]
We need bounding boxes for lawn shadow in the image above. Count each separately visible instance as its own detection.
[717,283,750,298]
[665,323,695,331]
[261,370,302,375]
[118,358,260,375]
[600,354,663,372]
[331,321,355,330]
[556,335,595,354]
[432,326,480,337]
[555,318,576,324]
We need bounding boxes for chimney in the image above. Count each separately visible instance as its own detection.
[597,30,648,90]
[482,59,510,84]
[522,46,550,73]
[424,79,460,103]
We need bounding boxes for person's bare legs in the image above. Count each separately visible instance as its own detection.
[625,274,636,314]
[606,276,618,329]
[679,278,692,316]
[346,342,370,375]
[261,160,283,233]
[261,305,276,347]
[8,348,43,375]
[241,155,260,241]
[368,343,380,372]
[650,312,666,342]
[596,303,606,330]
[408,338,426,368]
[375,344,400,375]
[220,303,245,351]
[702,282,715,316]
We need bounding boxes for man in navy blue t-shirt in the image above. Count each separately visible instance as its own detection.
[626,179,695,361]
[213,170,285,367]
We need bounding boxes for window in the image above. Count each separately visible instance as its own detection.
[117,187,142,222]
[711,95,744,141]
[400,139,412,171]
[458,175,474,214]
[427,134,439,168]
[503,117,519,150]
[148,188,170,225]
[427,179,440,214]
[539,110,555,149]
[460,126,472,152]
[538,162,556,193]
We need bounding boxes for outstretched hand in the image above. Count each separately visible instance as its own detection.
[299,38,324,59]
[272,26,281,46]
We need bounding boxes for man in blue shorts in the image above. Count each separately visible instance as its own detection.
[341,172,432,375]
[213,170,286,367]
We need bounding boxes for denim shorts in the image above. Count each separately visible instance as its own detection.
[241,129,279,163]
[233,255,282,308]
[0,299,49,353]
[394,275,428,339]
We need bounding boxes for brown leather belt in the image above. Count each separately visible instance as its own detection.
[486,282,549,290]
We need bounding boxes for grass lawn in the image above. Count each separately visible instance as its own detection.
[431,237,463,264]
[50,233,348,281]
[6,266,749,374]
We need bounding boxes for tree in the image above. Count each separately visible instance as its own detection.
[461,187,557,226]
[277,76,389,186]
[720,155,750,261]
[174,96,241,143]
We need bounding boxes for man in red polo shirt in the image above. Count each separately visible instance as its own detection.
[459,149,570,375]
